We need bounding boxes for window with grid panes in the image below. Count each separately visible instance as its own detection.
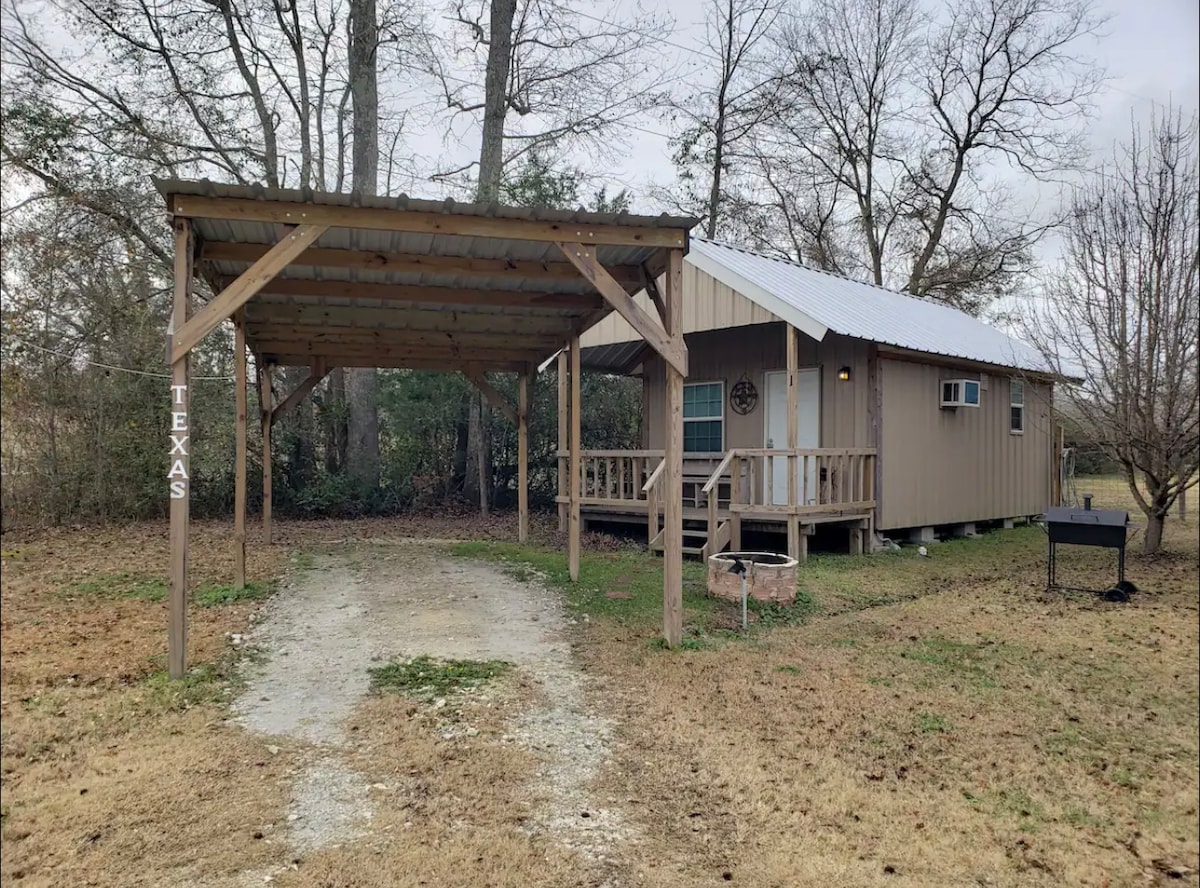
[1010,379,1025,433]
[683,382,724,453]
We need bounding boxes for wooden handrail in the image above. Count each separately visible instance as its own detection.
[701,449,739,493]
[559,448,664,458]
[735,447,877,457]
[642,459,666,493]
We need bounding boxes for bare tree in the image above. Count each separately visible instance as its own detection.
[1027,109,1199,554]
[755,0,1103,314]
[664,0,782,239]
[417,0,665,512]
[421,0,668,192]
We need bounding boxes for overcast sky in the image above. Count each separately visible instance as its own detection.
[584,0,1200,212]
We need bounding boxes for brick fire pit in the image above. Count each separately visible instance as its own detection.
[707,552,799,605]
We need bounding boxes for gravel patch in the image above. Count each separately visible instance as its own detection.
[231,541,629,874]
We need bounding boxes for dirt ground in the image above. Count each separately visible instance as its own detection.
[2,486,1197,887]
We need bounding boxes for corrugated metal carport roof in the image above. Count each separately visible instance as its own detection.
[154,178,697,372]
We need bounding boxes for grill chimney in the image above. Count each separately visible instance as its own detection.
[1083,493,1093,511]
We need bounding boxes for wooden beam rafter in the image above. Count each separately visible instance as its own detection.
[256,341,541,364]
[463,370,518,426]
[232,277,602,312]
[202,241,645,286]
[241,303,576,336]
[557,242,687,376]
[170,194,690,249]
[245,326,561,352]
[263,355,529,372]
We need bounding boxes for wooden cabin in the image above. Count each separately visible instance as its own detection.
[566,238,1056,560]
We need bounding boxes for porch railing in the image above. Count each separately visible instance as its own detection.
[556,449,664,505]
[559,446,877,556]
[708,448,877,514]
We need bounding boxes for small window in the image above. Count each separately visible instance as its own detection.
[683,381,724,453]
[1010,380,1025,434]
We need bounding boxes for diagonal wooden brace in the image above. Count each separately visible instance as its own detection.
[557,242,687,376]
[172,223,328,359]
[271,359,332,423]
[640,263,668,327]
[464,369,518,426]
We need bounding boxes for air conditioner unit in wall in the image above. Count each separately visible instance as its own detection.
[940,378,981,408]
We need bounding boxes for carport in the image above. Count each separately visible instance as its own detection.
[156,179,695,677]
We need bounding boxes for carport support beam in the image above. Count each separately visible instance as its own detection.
[557,351,568,532]
[568,336,582,580]
[786,325,801,559]
[518,372,529,543]
[234,313,248,588]
[259,362,274,546]
[663,248,684,648]
[168,217,193,680]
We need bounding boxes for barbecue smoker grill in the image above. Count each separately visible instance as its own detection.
[1042,494,1134,594]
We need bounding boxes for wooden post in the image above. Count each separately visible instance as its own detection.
[518,371,529,543]
[233,314,248,588]
[259,361,273,546]
[568,337,582,580]
[558,350,568,531]
[786,325,800,559]
[167,217,193,680]
[663,249,684,648]
[869,345,883,532]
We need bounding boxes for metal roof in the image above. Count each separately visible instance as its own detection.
[153,178,697,371]
[687,238,1047,372]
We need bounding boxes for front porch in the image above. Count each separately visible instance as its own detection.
[556,448,877,562]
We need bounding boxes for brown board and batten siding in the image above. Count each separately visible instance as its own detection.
[879,357,1053,530]
[639,322,873,452]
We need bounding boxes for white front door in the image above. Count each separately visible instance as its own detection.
[765,369,820,505]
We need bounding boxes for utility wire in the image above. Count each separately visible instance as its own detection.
[2,334,235,381]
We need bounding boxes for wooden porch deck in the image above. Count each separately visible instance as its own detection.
[557,448,877,561]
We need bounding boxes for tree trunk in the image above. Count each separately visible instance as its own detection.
[323,368,348,473]
[1143,512,1164,555]
[475,0,517,203]
[347,369,380,487]
[465,390,483,505]
[346,0,381,488]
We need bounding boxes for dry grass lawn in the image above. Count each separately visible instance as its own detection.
[2,482,1196,887]
[557,478,1199,887]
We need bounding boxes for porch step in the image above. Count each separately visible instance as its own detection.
[650,526,712,558]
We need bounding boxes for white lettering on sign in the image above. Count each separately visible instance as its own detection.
[168,383,189,500]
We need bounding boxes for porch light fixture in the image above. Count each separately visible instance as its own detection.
[838,366,851,381]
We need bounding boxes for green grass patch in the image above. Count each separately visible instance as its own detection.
[916,711,951,734]
[898,634,1018,688]
[368,655,511,699]
[193,580,274,608]
[142,663,229,709]
[446,540,722,627]
[748,593,817,627]
[60,573,274,608]
[448,540,825,645]
[63,572,167,602]
[987,787,1045,823]
[1061,804,1108,828]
